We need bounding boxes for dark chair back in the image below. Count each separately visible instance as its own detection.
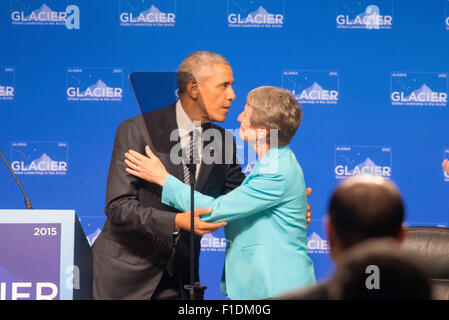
[403,226,449,300]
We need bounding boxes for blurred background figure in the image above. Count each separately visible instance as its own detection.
[443,159,449,175]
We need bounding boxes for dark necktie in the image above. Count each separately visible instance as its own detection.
[166,129,199,277]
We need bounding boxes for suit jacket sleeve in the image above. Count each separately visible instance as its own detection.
[161,171,285,223]
[105,118,176,249]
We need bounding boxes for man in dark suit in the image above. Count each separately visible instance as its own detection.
[92,51,245,299]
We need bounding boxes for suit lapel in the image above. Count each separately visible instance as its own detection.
[196,157,214,192]
[143,103,184,181]
[195,122,219,191]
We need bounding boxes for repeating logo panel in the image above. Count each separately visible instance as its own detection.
[334,145,392,179]
[0,67,15,101]
[66,68,123,102]
[11,141,68,176]
[119,0,176,27]
[391,72,448,107]
[283,70,339,105]
[227,0,284,28]
[336,0,393,30]
[10,0,80,29]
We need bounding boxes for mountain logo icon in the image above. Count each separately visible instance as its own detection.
[246,6,269,18]
[307,232,329,253]
[243,160,256,176]
[140,5,161,16]
[405,83,437,101]
[23,3,65,22]
[26,3,53,17]
[23,153,53,170]
[81,79,112,96]
[303,82,324,94]
[87,228,102,246]
[296,81,338,102]
[350,157,376,174]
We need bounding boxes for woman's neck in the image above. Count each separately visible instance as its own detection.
[255,143,270,160]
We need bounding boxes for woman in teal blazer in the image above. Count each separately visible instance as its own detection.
[125,86,316,299]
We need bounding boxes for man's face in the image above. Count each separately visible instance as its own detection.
[197,63,236,122]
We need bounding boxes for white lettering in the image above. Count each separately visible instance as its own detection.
[308,239,329,250]
[36,283,58,300]
[392,91,447,103]
[365,265,380,290]
[65,5,80,30]
[65,265,80,290]
[300,90,338,100]
[228,13,283,24]
[0,283,5,300]
[67,87,122,98]
[14,11,66,22]
[11,11,20,21]
[201,236,226,248]
[1,282,58,300]
[337,15,392,27]
[12,161,67,172]
[0,86,14,97]
[335,165,391,177]
[120,12,175,23]
[12,282,32,300]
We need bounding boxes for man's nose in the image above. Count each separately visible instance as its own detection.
[228,86,236,101]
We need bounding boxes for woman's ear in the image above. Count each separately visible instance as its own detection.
[256,128,269,145]
[256,128,268,138]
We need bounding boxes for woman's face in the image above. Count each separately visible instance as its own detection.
[238,104,264,145]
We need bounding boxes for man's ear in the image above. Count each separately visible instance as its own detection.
[325,215,333,243]
[186,81,200,100]
[397,225,407,243]
[325,215,339,260]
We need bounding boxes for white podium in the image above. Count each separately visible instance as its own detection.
[0,210,92,300]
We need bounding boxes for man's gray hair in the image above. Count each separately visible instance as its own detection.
[177,51,230,94]
[247,86,303,146]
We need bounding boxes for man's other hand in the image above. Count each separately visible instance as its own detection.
[443,159,449,175]
[306,187,312,228]
[175,208,227,235]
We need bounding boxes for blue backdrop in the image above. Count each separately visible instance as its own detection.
[1,0,448,300]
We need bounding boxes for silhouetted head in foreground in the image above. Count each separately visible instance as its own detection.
[326,175,406,260]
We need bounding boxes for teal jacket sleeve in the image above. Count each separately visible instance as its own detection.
[161,173,285,223]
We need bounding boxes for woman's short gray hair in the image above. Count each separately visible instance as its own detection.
[177,51,230,94]
[247,86,303,146]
